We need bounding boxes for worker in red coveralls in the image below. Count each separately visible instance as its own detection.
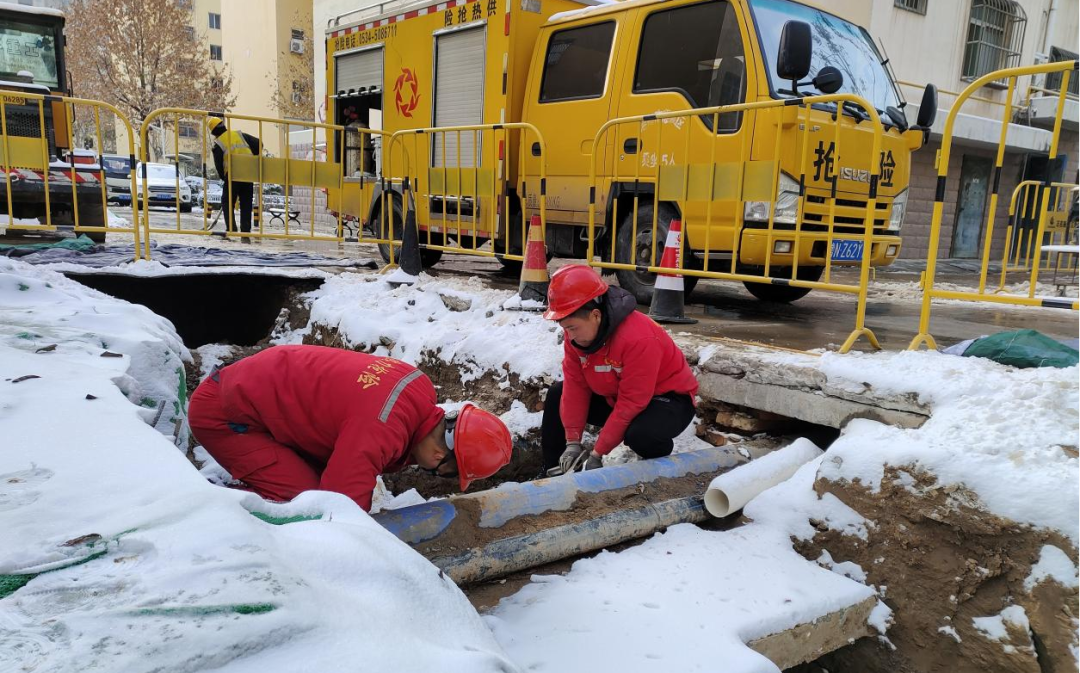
[187,345,513,511]
[541,265,698,475]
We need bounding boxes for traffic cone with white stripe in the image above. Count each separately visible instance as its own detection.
[648,218,697,324]
[517,215,549,306]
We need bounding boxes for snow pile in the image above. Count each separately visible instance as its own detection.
[972,606,1034,655]
[815,350,1079,544]
[0,258,191,445]
[0,275,516,671]
[293,273,562,384]
[487,455,875,673]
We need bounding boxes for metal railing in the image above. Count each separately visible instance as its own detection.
[586,93,896,353]
[909,61,1079,351]
[0,91,143,259]
[137,109,394,254]
[383,122,547,263]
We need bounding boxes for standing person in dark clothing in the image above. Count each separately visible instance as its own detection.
[208,116,261,241]
[541,265,699,474]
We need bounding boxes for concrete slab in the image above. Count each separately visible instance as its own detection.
[748,595,877,670]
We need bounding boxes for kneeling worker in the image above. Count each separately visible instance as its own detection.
[188,345,512,511]
[542,265,698,474]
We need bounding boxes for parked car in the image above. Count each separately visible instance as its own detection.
[101,154,132,205]
[134,162,192,212]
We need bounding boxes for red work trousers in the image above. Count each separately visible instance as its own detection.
[188,376,320,502]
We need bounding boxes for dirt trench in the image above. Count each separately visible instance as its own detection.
[797,466,1078,673]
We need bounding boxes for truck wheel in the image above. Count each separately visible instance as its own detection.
[77,200,107,244]
[375,198,443,268]
[614,203,698,304]
[740,265,823,303]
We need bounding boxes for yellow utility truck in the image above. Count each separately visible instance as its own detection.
[326,0,936,301]
[0,3,108,242]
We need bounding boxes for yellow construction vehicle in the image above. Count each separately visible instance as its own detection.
[0,3,109,243]
[326,0,936,301]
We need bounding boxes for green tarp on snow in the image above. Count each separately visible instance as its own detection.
[0,235,98,255]
[960,329,1079,369]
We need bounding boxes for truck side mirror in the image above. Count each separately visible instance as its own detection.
[777,21,812,84]
[812,66,843,94]
[916,84,937,129]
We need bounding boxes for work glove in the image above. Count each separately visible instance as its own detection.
[583,452,603,471]
[558,442,587,474]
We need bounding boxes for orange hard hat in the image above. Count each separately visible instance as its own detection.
[452,403,512,491]
[543,264,608,321]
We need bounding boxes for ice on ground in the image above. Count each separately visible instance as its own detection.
[294,273,561,384]
[0,258,190,446]
[37,258,329,279]
[107,210,129,227]
[815,350,1079,545]
[0,263,517,671]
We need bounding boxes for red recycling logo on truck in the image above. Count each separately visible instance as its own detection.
[394,68,421,118]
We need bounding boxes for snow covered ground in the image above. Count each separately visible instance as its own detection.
[2,259,1077,672]
[0,259,516,672]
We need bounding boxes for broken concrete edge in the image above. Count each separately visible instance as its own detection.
[679,334,931,429]
[747,594,877,670]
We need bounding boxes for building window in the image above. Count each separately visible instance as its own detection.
[210,44,222,61]
[183,26,195,42]
[178,121,200,138]
[209,13,221,30]
[894,0,927,15]
[539,22,616,102]
[961,0,1026,86]
[1045,47,1079,96]
[177,0,192,9]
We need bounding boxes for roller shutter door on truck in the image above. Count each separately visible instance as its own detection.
[433,26,485,167]
[335,47,383,94]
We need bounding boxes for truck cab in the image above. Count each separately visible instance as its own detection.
[520,0,929,301]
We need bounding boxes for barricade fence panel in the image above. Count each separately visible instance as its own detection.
[910,61,1079,351]
[586,93,894,353]
[137,109,395,252]
[384,123,547,263]
[0,91,142,259]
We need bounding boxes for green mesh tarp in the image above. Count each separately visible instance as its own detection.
[0,234,98,255]
[961,329,1079,369]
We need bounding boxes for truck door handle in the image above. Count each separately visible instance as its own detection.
[531,142,541,156]
[624,138,640,154]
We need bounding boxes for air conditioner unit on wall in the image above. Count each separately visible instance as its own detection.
[290,39,304,54]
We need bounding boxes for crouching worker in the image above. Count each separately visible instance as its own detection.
[188,345,513,511]
[542,265,698,474]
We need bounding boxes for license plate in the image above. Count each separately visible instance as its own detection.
[152,194,173,200]
[831,240,864,262]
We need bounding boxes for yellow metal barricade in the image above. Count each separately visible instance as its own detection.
[586,94,891,354]
[383,123,546,263]
[0,91,142,259]
[996,180,1078,291]
[909,61,1079,351]
[138,109,394,254]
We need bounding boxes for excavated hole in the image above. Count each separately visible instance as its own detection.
[61,272,322,348]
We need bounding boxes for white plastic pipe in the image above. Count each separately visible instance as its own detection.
[704,438,823,517]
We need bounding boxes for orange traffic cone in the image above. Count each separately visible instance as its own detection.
[648,218,697,324]
[517,214,549,306]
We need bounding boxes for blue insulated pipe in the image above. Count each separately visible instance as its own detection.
[372,447,743,584]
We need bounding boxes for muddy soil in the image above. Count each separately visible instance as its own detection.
[799,466,1078,673]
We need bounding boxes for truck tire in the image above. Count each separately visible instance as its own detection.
[77,200,108,244]
[614,202,698,304]
[740,265,823,303]
[375,197,444,268]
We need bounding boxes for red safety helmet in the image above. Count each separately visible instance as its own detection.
[543,264,608,321]
[452,403,513,491]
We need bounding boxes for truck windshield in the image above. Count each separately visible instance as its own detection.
[749,0,900,113]
[0,19,60,89]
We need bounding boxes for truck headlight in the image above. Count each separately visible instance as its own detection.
[888,189,908,233]
[744,172,799,225]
